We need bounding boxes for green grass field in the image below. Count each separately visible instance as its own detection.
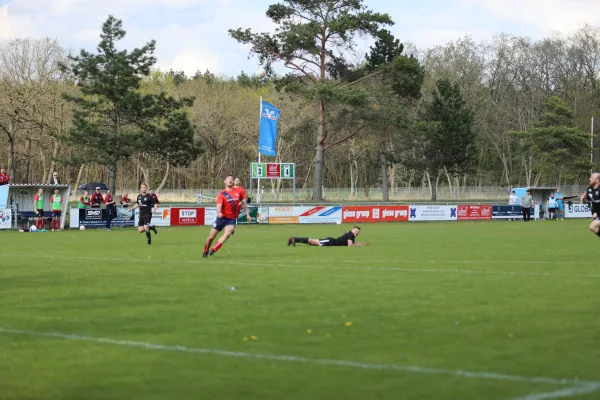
[1,220,599,400]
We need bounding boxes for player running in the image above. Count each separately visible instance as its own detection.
[583,173,600,237]
[287,226,370,247]
[203,175,252,257]
[127,183,159,245]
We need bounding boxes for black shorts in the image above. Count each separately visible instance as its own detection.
[51,210,61,217]
[318,237,337,246]
[213,217,236,232]
[36,209,44,217]
[548,207,555,213]
[138,213,152,227]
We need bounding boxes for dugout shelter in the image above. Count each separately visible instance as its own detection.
[1,184,71,230]
[511,186,558,219]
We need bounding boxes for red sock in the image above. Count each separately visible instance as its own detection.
[51,220,54,230]
[204,244,209,253]
[212,241,223,253]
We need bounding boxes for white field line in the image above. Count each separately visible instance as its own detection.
[0,326,597,390]
[509,383,600,400]
[4,253,600,279]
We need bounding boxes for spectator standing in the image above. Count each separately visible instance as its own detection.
[104,189,116,231]
[509,190,519,205]
[547,193,557,220]
[91,187,104,208]
[150,189,160,205]
[34,188,45,230]
[78,191,91,208]
[520,189,534,222]
[0,168,10,186]
[49,172,61,185]
[50,189,62,231]
[554,189,564,220]
[120,192,131,207]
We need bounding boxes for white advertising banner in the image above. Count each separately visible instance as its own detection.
[0,208,12,229]
[134,207,171,226]
[565,203,592,218]
[408,205,458,221]
[268,206,302,224]
[298,206,342,224]
[204,207,217,226]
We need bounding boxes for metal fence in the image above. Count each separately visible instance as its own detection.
[70,185,589,203]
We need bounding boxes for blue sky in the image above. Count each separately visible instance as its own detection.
[1,0,598,77]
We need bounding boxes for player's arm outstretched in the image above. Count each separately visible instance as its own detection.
[350,240,370,247]
[127,202,139,212]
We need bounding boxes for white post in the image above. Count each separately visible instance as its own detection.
[257,97,263,204]
[592,117,595,171]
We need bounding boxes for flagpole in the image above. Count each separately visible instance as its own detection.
[258,96,263,205]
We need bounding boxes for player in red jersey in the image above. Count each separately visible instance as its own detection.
[203,175,252,257]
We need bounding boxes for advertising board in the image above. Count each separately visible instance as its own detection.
[408,205,457,221]
[341,205,409,223]
[457,205,492,220]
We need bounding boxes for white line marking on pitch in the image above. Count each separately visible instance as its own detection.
[0,326,598,391]
[508,383,600,400]
[4,253,600,279]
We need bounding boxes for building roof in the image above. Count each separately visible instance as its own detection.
[8,184,71,189]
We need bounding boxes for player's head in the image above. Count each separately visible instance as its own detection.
[95,186,101,193]
[83,191,88,196]
[0,168,5,174]
[123,192,128,197]
[351,226,361,236]
[106,189,112,195]
[150,189,155,194]
[234,177,241,187]
[556,188,561,193]
[140,183,147,194]
[224,176,233,188]
[38,188,44,194]
[54,189,59,194]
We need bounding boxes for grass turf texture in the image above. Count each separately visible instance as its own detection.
[1,221,599,400]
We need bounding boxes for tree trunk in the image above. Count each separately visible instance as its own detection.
[46,139,60,183]
[431,170,440,201]
[108,161,117,194]
[156,162,170,192]
[74,164,85,193]
[9,136,16,183]
[312,102,326,201]
[380,148,389,201]
[24,138,32,183]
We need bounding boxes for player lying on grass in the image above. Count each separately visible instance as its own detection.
[287,226,369,247]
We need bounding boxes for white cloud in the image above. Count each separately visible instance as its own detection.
[167,47,221,75]
[462,0,600,35]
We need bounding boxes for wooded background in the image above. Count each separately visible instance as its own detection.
[1,22,599,199]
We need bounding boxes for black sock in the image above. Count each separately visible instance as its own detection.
[146,231,151,240]
[296,237,309,244]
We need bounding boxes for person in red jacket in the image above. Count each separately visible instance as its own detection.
[0,168,10,186]
[150,189,160,204]
[90,187,104,208]
[104,189,117,231]
[120,192,132,207]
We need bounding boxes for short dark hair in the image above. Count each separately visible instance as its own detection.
[353,226,361,230]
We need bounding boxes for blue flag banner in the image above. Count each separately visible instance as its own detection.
[258,101,281,157]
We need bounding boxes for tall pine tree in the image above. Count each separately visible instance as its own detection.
[408,78,475,200]
[61,16,202,192]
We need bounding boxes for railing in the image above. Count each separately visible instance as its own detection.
[70,185,588,203]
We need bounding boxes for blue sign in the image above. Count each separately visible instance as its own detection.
[0,185,8,207]
[258,101,281,157]
[492,205,523,219]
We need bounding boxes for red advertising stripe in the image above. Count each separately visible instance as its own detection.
[171,207,206,226]
[299,206,325,217]
[457,205,492,220]
[342,206,408,223]
[267,163,280,178]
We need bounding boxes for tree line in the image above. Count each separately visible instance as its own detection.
[0,0,598,201]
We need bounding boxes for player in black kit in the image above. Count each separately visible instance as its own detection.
[581,172,600,237]
[287,226,369,247]
[127,183,159,244]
